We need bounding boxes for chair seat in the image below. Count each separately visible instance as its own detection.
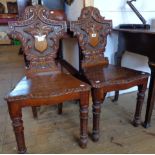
[84,64,149,90]
[5,72,90,102]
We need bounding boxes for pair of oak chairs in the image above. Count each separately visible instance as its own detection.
[5,5,149,153]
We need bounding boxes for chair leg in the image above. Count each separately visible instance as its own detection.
[32,106,38,119]
[112,91,119,102]
[102,93,107,103]
[91,88,104,142]
[133,83,147,127]
[79,91,89,148]
[8,103,27,153]
[57,103,63,115]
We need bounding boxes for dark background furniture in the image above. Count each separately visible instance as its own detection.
[113,28,155,128]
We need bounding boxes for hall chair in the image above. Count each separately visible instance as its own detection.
[5,5,90,153]
[69,6,149,141]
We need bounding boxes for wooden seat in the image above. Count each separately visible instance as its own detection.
[69,6,149,141]
[84,64,148,90]
[5,5,90,153]
[6,73,89,101]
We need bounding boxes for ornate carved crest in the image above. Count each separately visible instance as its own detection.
[24,23,52,53]
[34,34,47,52]
[89,25,99,47]
[70,6,112,68]
[8,5,67,76]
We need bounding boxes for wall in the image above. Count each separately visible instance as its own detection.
[85,0,94,7]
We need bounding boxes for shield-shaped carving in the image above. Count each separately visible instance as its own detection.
[34,35,48,52]
[89,32,99,47]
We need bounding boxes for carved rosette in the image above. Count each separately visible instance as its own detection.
[70,6,112,68]
[8,5,67,76]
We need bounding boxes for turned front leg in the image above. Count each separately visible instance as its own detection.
[8,102,27,153]
[79,92,89,148]
[133,83,147,127]
[91,88,103,142]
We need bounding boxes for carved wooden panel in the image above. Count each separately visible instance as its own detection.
[9,5,67,76]
[70,6,112,68]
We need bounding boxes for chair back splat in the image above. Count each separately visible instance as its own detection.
[9,5,67,76]
[70,6,112,68]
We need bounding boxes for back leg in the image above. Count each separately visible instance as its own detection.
[133,82,147,127]
[57,103,63,115]
[32,106,38,119]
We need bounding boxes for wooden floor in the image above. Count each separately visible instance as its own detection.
[0,46,155,153]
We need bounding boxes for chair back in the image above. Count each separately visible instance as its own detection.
[9,5,67,76]
[70,6,112,69]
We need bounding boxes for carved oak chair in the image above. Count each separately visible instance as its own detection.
[5,5,90,153]
[70,6,149,141]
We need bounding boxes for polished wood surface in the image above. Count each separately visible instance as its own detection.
[114,28,155,34]
[113,28,155,128]
[69,6,149,141]
[5,5,90,153]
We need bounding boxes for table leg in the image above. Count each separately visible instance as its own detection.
[143,62,155,128]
